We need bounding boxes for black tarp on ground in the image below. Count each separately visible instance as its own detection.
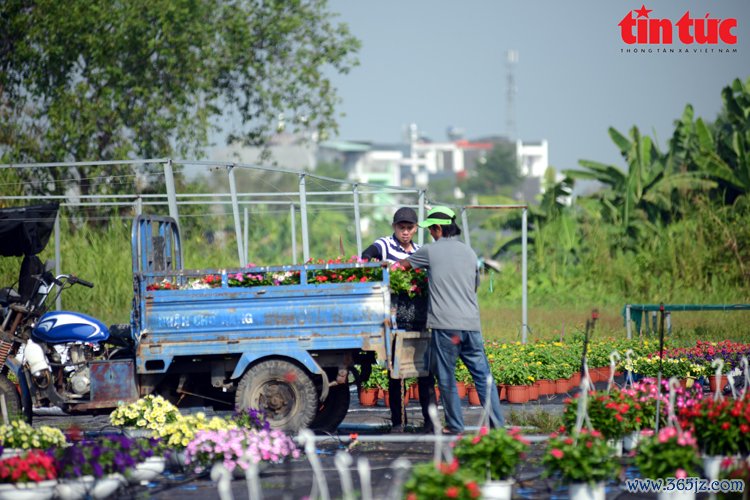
[0,203,59,256]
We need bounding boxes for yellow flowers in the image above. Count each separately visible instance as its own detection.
[110,396,241,450]
[157,413,237,450]
[109,394,181,432]
[0,420,67,449]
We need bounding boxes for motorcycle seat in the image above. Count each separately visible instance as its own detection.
[108,323,134,348]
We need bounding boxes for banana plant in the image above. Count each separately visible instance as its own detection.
[564,125,714,247]
[690,77,750,203]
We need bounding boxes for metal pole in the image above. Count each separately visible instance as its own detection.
[227,165,246,267]
[666,311,672,336]
[290,204,298,265]
[521,207,528,343]
[626,305,632,339]
[163,159,179,225]
[54,212,62,311]
[135,196,143,216]
[417,190,425,246]
[299,174,310,262]
[353,184,362,256]
[461,207,471,247]
[243,206,249,265]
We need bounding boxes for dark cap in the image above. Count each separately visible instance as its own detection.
[392,207,418,224]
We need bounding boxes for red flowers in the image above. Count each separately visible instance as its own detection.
[550,448,564,459]
[0,451,57,483]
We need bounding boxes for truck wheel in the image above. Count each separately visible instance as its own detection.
[310,384,350,434]
[235,360,317,432]
[0,374,23,422]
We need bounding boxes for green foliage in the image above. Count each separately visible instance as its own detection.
[403,460,482,500]
[506,408,564,434]
[635,427,700,479]
[0,0,360,194]
[541,430,620,485]
[453,427,529,481]
[362,365,388,390]
[562,392,627,440]
[388,264,428,298]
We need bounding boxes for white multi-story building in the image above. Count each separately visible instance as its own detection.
[516,139,549,178]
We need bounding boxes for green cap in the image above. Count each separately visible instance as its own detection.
[418,206,456,228]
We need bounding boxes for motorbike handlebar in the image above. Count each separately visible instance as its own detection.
[70,276,94,288]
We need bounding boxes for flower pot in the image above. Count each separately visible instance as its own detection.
[467,385,481,406]
[569,373,581,390]
[456,381,467,399]
[496,384,506,401]
[56,474,126,500]
[569,482,605,500]
[537,379,554,396]
[554,378,569,394]
[127,456,166,484]
[382,390,390,407]
[0,449,24,460]
[657,490,696,500]
[528,382,539,401]
[410,385,419,400]
[607,438,623,457]
[481,478,514,500]
[122,428,154,439]
[622,431,641,452]
[505,385,529,404]
[709,375,729,393]
[358,388,378,407]
[702,454,723,481]
[166,450,188,472]
[0,480,57,500]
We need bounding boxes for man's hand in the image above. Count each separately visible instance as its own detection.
[395,259,412,271]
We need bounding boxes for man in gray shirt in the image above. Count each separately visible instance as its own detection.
[398,206,504,433]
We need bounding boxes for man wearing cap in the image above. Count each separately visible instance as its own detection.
[362,207,437,433]
[398,206,504,434]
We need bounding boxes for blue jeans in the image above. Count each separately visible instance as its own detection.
[430,329,504,432]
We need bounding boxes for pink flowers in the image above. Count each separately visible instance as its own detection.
[185,428,300,473]
[550,448,564,459]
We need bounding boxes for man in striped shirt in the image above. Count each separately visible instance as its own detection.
[362,207,437,433]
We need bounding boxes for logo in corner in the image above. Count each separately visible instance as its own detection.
[618,4,738,45]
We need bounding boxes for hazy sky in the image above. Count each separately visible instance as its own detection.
[325,0,749,173]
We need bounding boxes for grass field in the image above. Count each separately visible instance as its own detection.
[478,303,750,344]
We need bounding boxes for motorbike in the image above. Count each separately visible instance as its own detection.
[0,203,132,422]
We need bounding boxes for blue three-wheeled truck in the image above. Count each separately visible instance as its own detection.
[0,209,429,431]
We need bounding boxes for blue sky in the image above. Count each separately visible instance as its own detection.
[325,0,748,174]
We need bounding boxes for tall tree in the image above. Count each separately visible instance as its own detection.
[0,0,360,197]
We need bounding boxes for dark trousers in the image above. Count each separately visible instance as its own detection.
[389,375,436,431]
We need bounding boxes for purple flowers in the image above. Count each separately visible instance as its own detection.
[52,434,159,479]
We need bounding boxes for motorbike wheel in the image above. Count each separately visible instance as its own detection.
[310,383,350,434]
[0,374,24,422]
[235,360,317,432]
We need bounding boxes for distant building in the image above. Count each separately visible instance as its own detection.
[516,139,549,179]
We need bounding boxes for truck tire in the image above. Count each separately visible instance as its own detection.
[235,360,317,432]
[310,384,350,434]
[0,374,23,422]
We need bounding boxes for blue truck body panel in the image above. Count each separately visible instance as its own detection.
[130,216,393,379]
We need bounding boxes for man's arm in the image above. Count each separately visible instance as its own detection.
[361,242,383,261]
[396,258,412,270]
